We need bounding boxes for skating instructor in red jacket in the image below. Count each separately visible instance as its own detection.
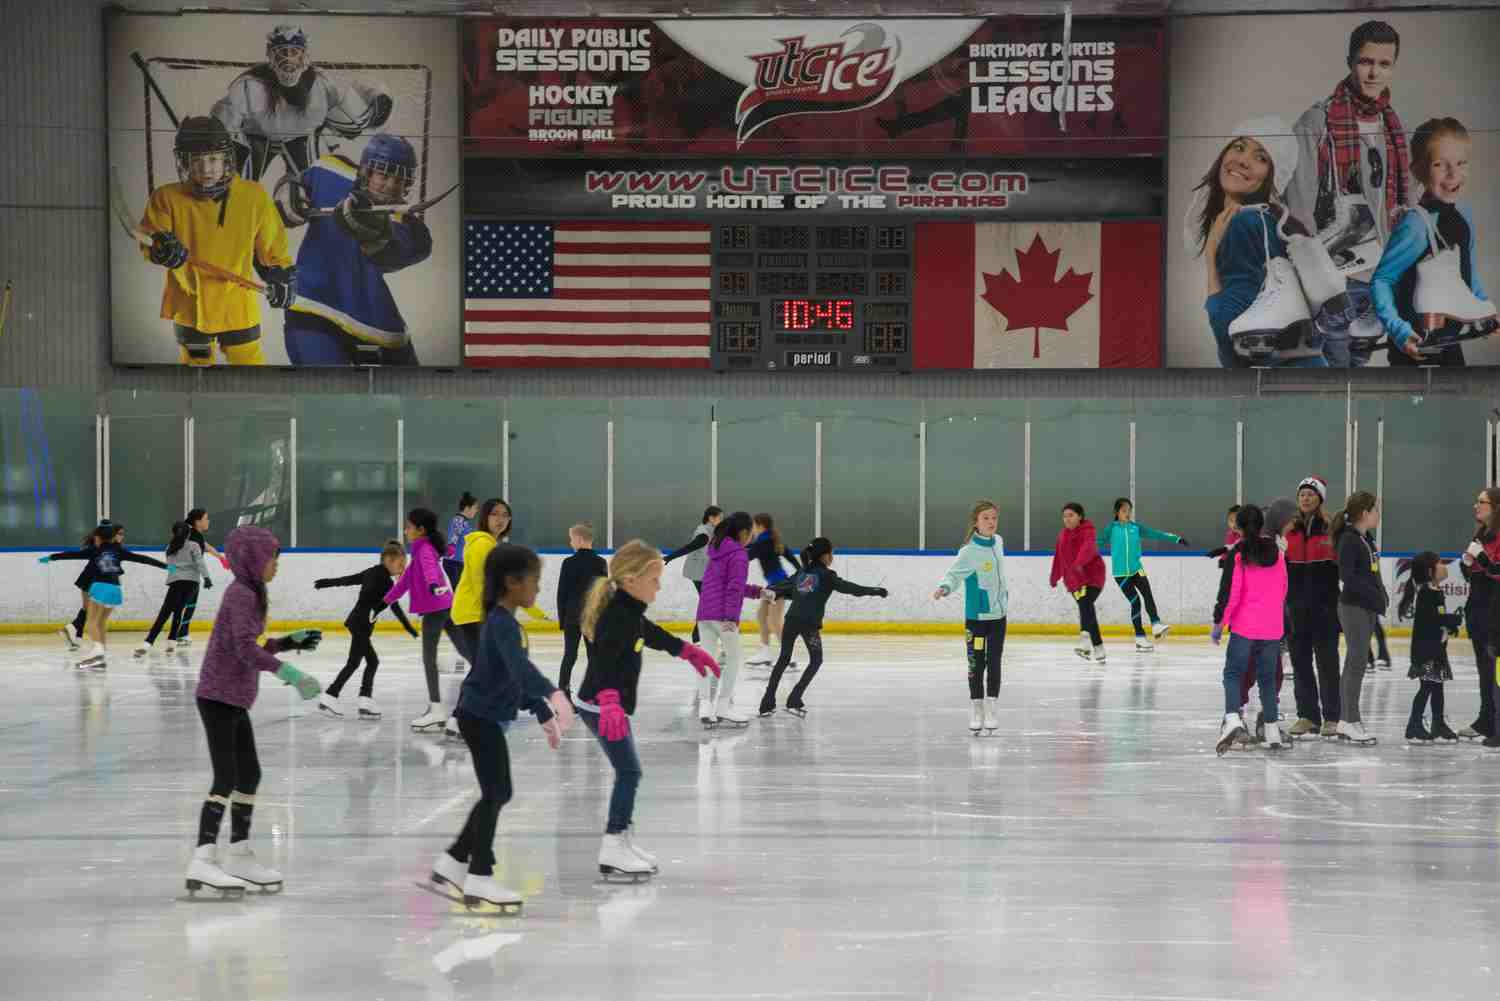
[1051,503,1109,664]
[1284,476,1343,738]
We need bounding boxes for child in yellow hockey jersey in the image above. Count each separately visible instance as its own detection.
[140,116,295,366]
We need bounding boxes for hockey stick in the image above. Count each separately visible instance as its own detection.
[109,164,267,294]
[131,51,181,130]
[305,182,461,219]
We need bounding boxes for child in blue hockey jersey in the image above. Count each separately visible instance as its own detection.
[276,132,432,365]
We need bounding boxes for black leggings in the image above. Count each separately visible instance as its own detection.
[1074,586,1103,646]
[1469,604,1494,734]
[146,580,201,645]
[197,697,260,847]
[966,618,1006,698]
[1289,605,1342,724]
[327,628,379,699]
[1115,573,1159,636]
[691,580,703,643]
[761,621,824,711]
[421,610,449,703]
[451,621,481,667]
[1409,679,1446,728]
[1369,618,1391,664]
[559,622,594,693]
[447,711,513,877]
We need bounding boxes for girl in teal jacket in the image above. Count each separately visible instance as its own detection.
[933,500,1009,735]
[1099,498,1189,650]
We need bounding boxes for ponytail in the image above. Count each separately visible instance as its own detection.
[166,520,192,557]
[712,511,753,550]
[1234,504,1279,565]
[1398,551,1441,621]
[581,539,663,642]
[1330,491,1378,544]
[753,513,781,554]
[407,507,445,555]
[457,491,478,512]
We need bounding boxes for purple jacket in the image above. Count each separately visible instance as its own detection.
[384,536,453,616]
[196,526,287,709]
[695,536,762,623]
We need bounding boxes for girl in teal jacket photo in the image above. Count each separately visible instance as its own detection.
[933,500,1009,736]
[1099,498,1189,651]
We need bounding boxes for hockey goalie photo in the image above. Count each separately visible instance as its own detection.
[107,13,461,367]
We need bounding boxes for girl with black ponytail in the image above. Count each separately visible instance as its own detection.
[1399,552,1464,743]
[385,507,455,732]
[136,516,216,657]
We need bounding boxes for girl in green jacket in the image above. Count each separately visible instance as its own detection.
[1099,498,1189,651]
[933,500,1009,736]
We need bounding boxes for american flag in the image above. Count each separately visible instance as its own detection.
[463,220,712,368]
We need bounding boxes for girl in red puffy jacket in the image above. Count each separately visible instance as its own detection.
[1049,503,1108,663]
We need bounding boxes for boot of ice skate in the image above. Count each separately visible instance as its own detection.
[1415,246,1497,335]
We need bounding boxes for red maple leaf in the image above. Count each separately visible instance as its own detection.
[980,234,1095,359]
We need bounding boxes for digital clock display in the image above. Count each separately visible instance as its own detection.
[773,299,855,332]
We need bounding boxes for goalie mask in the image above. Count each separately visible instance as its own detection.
[357,133,416,205]
[266,24,309,88]
[174,115,234,200]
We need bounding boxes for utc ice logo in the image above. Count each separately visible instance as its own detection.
[735,23,901,145]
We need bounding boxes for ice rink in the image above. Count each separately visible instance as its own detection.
[2,631,1498,1001]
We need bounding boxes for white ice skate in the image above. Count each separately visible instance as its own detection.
[1414,229,1498,337]
[969,699,984,734]
[1287,231,1353,322]
[184,844,248,899]
[1319,195,1382,274]
[1134,636,1155,652]
[317,693,344,718]
[745,645,773,666]
[163,639,178,654]
[1075,645,1107,664]
[715,702,750,728]
[133,642,153,659]
[444,714,461,740]
[220,842,283,893]
[1263,718,1286,752]
[1216,712,1247,756]
[598,833,653,882]
[58,626,80,651]
[431,850,468,891]
[1229,210,1320,364]
[410,704,446,732]
[1151,622,1171,640]
[624,827,659,872]
[1073,631,1091,657]
[982,697,999,734]
[357,696,382,720]
[1335,720,1377,746]
[459,873,523,913]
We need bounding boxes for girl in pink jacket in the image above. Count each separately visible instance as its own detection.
[1213,503,1291,755]
[385,507,455,732]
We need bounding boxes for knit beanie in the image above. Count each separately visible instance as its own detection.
[1265,498,1298,536]
[1297,476,1328,503]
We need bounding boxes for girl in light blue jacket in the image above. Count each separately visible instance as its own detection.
[1099,498,1189,651]
[933,500,1009,735]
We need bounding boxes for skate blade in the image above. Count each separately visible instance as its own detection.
[241,880,283,894]
[598,866,652,884]
[318,707,343,719]
[784,707,807,718]
[415,881,521,915]
[184,879,247,901]
[714,719,750,729]
[411,723,445,732]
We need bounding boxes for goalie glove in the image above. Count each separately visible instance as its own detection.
[149,231,189,269]
[254,262,297,309]
[334,190,391,253]
[273,174,312,229]
[368,94,394,129]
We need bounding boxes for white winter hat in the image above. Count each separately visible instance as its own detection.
[1227,115,1298,198]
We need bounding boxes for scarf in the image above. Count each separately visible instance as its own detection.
[1319,75,1409,231]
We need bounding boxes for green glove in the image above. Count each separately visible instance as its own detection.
[280,628,323,651]
[275,663,321,700]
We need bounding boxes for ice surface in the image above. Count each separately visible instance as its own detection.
[1,632,1497,1001]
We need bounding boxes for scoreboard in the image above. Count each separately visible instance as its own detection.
[710,221,915,372]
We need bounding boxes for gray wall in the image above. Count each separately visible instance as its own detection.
[2,0,1495,403]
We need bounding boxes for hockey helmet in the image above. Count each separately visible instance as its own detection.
[266,24,309,88]
[358,133,416,203]
[174,115,234,200]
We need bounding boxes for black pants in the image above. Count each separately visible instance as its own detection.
[559,621,594,693]
[1289,604,1342,724]
[1408,680,1447,730]
[327,627,380,699]
[421,610,449,703]
[1115,573,1159,636]
[447,711,513,877]
[196,697,260,847]
[966,618,1007,698]
[1074,586,1103,646]
[451,621,481,667]
[691,580,703,643]
[1467,603,1493,735]
[761,621,824,711]
[146,580,200,645]
[1369,618,1391,664]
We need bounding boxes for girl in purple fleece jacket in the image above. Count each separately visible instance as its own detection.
[184,525,324,899]
[693,511,763,727]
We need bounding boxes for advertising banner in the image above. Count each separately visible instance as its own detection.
[464,17,1165,159]
[107,13,461,367]
[1166,10,1500,368]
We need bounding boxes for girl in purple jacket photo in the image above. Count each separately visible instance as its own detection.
[185,525,323,899]
[386,507,455,733]
[693,511,764,728]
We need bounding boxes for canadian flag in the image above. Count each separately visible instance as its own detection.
[913,221,1162,369]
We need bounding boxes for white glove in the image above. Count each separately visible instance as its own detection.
[1467,540,1485,559]
[1276,535,1288,552]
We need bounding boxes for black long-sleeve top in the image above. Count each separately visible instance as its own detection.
[1335,529,1387,613]
[47,543,167,584]
[556,548,607,627]
[747,533,801,582]
[1411,586,1463,667]
[768,566,883,629]
[577,588,684,715]
[315,564,416,634]
[664,533,709,563]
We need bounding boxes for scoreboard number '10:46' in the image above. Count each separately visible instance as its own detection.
[775,298,855,331]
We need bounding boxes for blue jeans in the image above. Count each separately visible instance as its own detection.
[579,706,642,834]
[1317,279,1373,368]
[1224,634,1280,719]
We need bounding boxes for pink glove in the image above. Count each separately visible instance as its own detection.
[678,643,721,678]
[596,689,630,742]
